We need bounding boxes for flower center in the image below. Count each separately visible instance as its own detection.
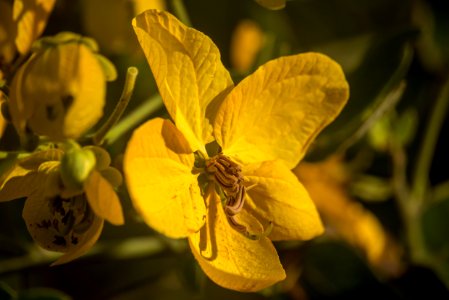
[205,154,271,240]
[206,154,245,215]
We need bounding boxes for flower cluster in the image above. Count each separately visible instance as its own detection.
[0,0,123,264]
[0,2,351,292]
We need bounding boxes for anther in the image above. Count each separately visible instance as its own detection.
[228,215,273,240]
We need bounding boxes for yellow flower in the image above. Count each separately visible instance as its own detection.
[294,156,403,276]
[230,19,264,74]
[124,10,349,291]
[81,0,166,54]
[0,146,124,265]
[0,94,6,138]
[9,33,108,140]
[13,0,56,55]
[0,0,17,66]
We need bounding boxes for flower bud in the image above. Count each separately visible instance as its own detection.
[60,146,96,191]
[9,35,108,140]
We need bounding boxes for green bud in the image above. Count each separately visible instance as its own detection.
[394,109,417,146]
[60,147,96,190]
[368,114,392,152]
[350,175,393,202]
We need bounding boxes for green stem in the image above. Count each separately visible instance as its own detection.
[412,75,449,203]
[171,0,191,26]
[92,67,139,145]
[391,142,428,264]
[0,236,174,275]
[104,93,163,145]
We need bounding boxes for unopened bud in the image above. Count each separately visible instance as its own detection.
[60,146,96,190]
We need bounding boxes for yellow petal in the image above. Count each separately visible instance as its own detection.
[9,53,34,134]
[0,0,17,64]
[0,149,63,202]
[243,160,324,241]
[23,43,106,139]
[254,0,286,10]
[99,166,123,188]
[84,170,124,226]
[23,192,104,265]
[133,0,166,14]
[0,104,5,137]
[230,20,264,74]
[189,185,285,292]
[0,164,38,202]
[51,216,103,266]
[124,118,206,238]
[23,191,104,265]
[13,0,56,54]
[294,158,403,275]
[132,10,234,152]
[215,53,349,169]
[80,0,136,54]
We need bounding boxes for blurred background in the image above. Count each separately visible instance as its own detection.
[1,0,449,299]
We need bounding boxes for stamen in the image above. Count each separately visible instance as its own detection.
[225,185,246,216]
[228,215,273,241]
[207,154,271,240]
[206,154,246,216]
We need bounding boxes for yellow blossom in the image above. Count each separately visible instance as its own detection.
[230,19,264,74]
[0,0,17,66]
[0,108,5,138]
[9,33,109,140]
[0,146,124,265]
[294,156,403,276]
[124,10,349,291]
[13,0,56,54]
[0,92,6,138]
[81,0,166,54]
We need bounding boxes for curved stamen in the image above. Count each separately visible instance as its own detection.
[228,215,273,241]
[206,154,246,216]
[225,185,245,216]
[207,154,272,240]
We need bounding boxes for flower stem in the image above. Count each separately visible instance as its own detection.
[171,0,191,26]
[411,75,449,203]
[104,93,163,145]
[92,67,138,145]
